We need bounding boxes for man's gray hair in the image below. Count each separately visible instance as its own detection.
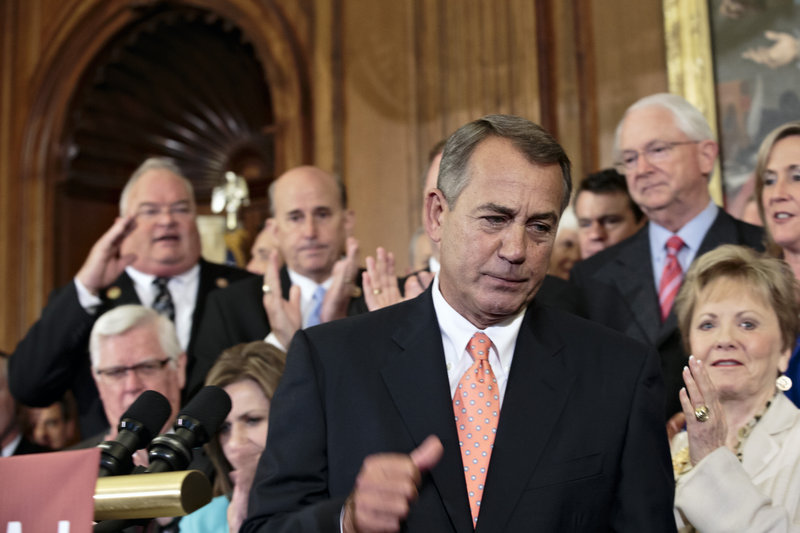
[613,93,715,155]
[437,114,572,212]
[119,157,195,216]
[89,305,182,369]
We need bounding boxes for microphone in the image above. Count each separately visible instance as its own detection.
[98,390,172,477]
[145,385,231,473]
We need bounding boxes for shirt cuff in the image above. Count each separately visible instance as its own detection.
[74,277,103,314]
[265,331,286,352]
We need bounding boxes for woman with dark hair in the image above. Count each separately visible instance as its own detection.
[180,341,285,533]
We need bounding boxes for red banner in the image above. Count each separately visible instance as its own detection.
[0,448,99,533]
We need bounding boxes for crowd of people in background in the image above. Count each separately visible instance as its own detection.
[4,92,800,532]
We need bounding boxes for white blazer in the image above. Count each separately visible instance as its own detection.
[672,393,800,532]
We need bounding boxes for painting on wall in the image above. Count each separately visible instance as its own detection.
[664,0,800,217]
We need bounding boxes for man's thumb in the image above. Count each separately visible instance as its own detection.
[410,435,444,473]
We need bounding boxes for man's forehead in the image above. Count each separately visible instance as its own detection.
[620,105,679,148]
[128,171,192,203]
[98,327,165,363]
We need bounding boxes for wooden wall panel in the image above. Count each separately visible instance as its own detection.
[591,0,668,168]
[0,0,670,353]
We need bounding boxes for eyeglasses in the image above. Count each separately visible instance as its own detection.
[95,358,172,382]
[615,140,699,173]
[134,202,194,220]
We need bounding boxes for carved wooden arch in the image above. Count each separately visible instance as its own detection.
[18,0,310,306]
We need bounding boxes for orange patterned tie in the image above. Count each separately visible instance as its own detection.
[453,332,499,527]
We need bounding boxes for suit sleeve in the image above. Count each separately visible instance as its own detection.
[8,282,97,407]
[241,329,345,533]
[612,345,677,531]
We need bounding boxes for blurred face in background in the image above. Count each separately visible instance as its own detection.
[93,325,186,436]
[27,404,75,450]
[761,135,800,253]
[120,169,202,277]
[220,379,270,476]
[575,191,643,259]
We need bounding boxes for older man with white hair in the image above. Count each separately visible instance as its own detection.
[570,93,764,420]
[10,158,252,437]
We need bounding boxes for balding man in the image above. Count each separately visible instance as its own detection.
[570,93,764,418]
[193,166,368,391]
[9,158,252,436]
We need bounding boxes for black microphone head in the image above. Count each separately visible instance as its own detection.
[120,390,172,443]
[176,385,232,445]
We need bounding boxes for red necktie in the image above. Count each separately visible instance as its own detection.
[658,236,685,321]
[453,332,499,528]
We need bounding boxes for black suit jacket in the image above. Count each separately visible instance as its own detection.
[241,289,675,532]
[8,259,253,436]
[191,266,369,397]
[569,210,764,418]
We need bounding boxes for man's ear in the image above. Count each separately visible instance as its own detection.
[424,189,448,244]
[176,351,187,391]
[697,140,719,177]
[343,209,356,237]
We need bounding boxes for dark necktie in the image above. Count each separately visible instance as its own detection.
[152,277,175,322]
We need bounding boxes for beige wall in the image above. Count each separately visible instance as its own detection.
[0,0,667,351]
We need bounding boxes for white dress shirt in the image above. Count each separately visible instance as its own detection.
[649,200,718,290]
[74,264,200,351]
[264,269,333,351]
[431,274,524,405]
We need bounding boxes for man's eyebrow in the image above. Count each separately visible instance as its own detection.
[477,203,516,216]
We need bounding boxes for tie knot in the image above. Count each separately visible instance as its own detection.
[666,235,684,256]
[312,285,327,302]
[466,332,492,362]
[153,277,170,289]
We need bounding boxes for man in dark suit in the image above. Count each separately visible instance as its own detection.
[570,93,764,421]
[242,115,675,532]
[1,353,50,456]
[192,166,368,393]
[8,158,252,436]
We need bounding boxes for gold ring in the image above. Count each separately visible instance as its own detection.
[373,288,382,295]
[694,405,710,423]
[262,284,272,295]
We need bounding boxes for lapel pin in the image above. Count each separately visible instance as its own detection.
[216,278,229,289]
[106,286,122,300]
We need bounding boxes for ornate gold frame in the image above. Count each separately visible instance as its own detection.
[663,0,724,204]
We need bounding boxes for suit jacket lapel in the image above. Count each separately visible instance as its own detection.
[380,291,474,533]
[613,228,661,344]
[102,271,142,307]
[656,210,738,344]
[476,303,574,532]
[744,395,797,483]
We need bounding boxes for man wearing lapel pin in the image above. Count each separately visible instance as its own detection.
[242,115,675,532]
[9,157,252,437]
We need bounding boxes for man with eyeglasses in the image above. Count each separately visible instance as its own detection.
[570,93,763,420]
[9,157,252,438]
[89,305,186,446]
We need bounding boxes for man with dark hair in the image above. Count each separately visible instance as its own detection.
[242,115,675,532]
[9,158,252,436]
[574,168,645,259]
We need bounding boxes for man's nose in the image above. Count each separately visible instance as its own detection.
[588,221,607,241]
[302,216,318,238]
[498,225,526,263]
